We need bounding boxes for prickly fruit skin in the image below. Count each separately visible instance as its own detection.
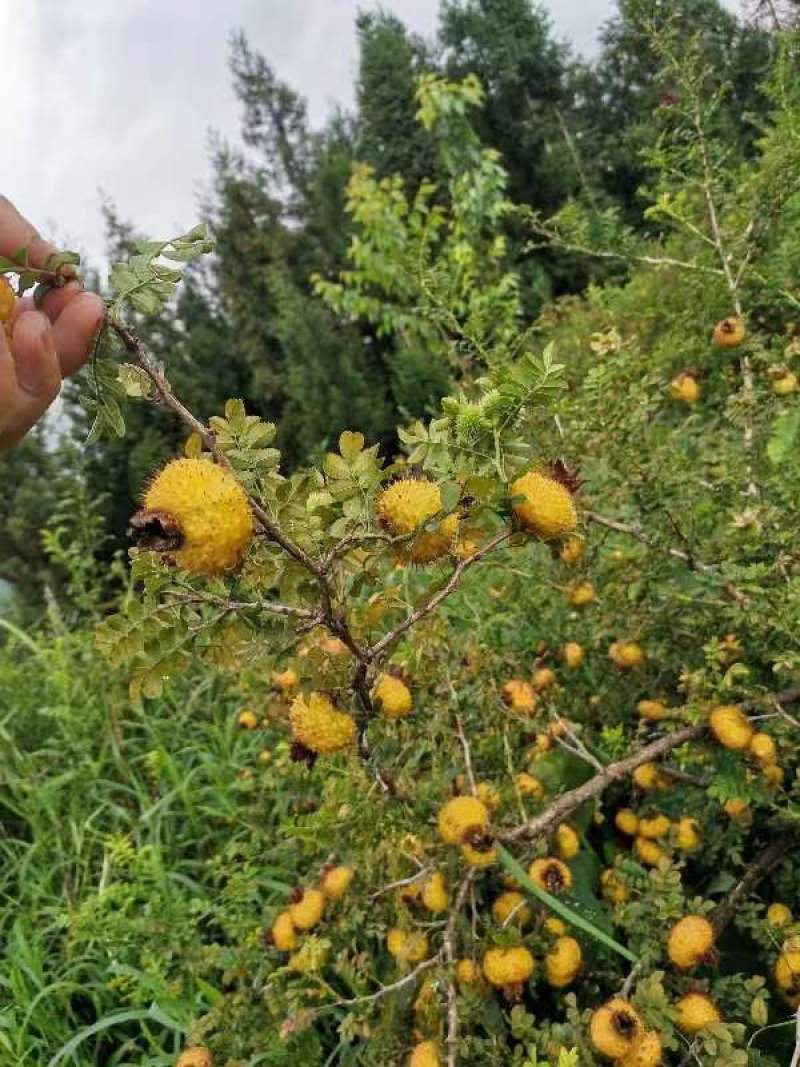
[667,915,715,969]
[615,809,639,836]
[528,857,572,894]
[533,667,557,692]
[776,950,800,997]
[554,824,580,860]
[568,581,597,607]
[421,872,449,914]
[590,999,642,1060]
[289,888,326,931]
[511,470,578,541]
[674,817,701,851]
[637,699,668,722]
[773,372,798,395]
[321,866,354,901]
[376,478,442,536]
[516,772,544,799]
[749,731,777,765]
[0,277,15,325]
[710,704,754,750]
[670,372,701,404]
[402,513,459,565]
[559,535,584,564]
[238,709,258,730]
[492,891,531,926]
[372,673,413,719]
[713,316,745,347]
[482,946,535,987]
[767,903,792,927]
[289,692,356,754]
[176,1048,213,1067]
[633,762,668,792]
[601,868,629,904]
[461,840,497,867]
[455,958,480,986]
[437,795,489,845]
[562,642,584,668]
[272,668,298,690]
[609,641,645,669]
[502,679,537,715]
[409,1040,440,1067]
[634,837,664,867]
[677,992,721,1033]
[638,814,670,840]
[545,936,582,988]
[271,910,297,951]
[618,1031,662,1067]
[387,928,429,963]
[138,458,254,575]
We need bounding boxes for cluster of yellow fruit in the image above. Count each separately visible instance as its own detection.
[501,665,559,715]
[269,865,354,956]
[709,705,783,790]
[613,807,701,868]
[669,315,746,406]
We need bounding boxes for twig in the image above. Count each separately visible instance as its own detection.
[165,590,316,620]
[503,723,706,842]
[455,715,477,794]
[620,960,644,999]
[790,1007,800,1067]
[711,838,793,935]
[442,873,475,1067]
[585,511,717,575]
[325,956,440,1010]
[369,868,432,901]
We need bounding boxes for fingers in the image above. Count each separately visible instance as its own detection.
[0,311,61,453]
[0,195,58,268]
[51,289,105,376]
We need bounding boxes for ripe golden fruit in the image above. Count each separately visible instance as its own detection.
[559,535,584,564]
[554,824,580,860]
[562,642,584,668]
[677,992,720,1033]
[590,999,643,1060]
[601,868,628,905]
[533,666,557,692]
[476,781,502,811]
[401,512,460,565]
[633,763,668,792]
[373,673,413,719]
[528,857,572,894]
[257,749,272,764]
[437,795,489,845]
[455,958,480,987]
[545,916,567,936]
[492,891,531,927]
[421,872,449,914]
[667,915,715,969]
[763,763,784,791]
[0,276,16,324]
[710,704,754,751]
[271,910,297,951]
[609,641,645,669]
[767,903,792,927]
[237,709,258,730]
[321,866,354,901]
[387,928,429,963]
[724,797,749,820]
[674,817,701,852]
[289,888,326,931]
[137,458,254,575]
[749,731,777,765]
[516,772,544,799]
[510,470,578,541]
[289,692,356,754]
[637,699,668,722]
[615,809,640,836]
[545,936,582,988]
[670,371,701,405]
[409,1040,440,1067]
[634,837,664,867]
[272,668,298,691]
[638,814,670,840]
[618,1030,662,1067]
[567,581,597,607]
[482,946,535,987]
[461,841,497,867]
[713,316,745,347]
[502,679,537,715]
[772,371,798,395]
[320,636,349,656]
[775,950,800,994]
[376,478,442,535]
[176,1048,213,1067]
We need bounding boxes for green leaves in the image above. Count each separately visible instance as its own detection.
[766,408,800,465]
[108,222,214,317]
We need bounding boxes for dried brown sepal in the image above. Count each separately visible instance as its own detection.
[548,460,584,494]
[290,741,318,769]
[129,509,184,552]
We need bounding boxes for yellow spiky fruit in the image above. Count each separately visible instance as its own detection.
[545,916,567,936]
[176,1048,213,1067]
[437,795,489,845]
[554,824,580,860]
[533,667,557,692]
[502,679,538,715]
[674,817,701,852]
[516,772,544,799]
[321,865,354,902]
[387,928,429,963]
[567,581,597,607]
[637,699,668,722]
[237,709,258,730]
[749,731,777,765]
[667,915,715,969]
[633,762,668,792]
[272,668,298,690]
[482,946,535,987]
[767,903,792,928]
[710,704,753,751]
[562,641,584,668]
[0,276,16,324]
[775,950,800,995]
[373,673,413,719]
[461,841,497,867]
[634,837,665,868]
[677,993,720,1033]
[421,872,449,914]
[510,470,578,541]
[138,458,254,575]
[713,316,745,347]
[724,797,749,820]
[402,513,459,565]
[618,1031,662,1067]
[376,478,442,535]
[763,763,784,791]
[492,891,531,927]
[590,999,643,1060]
[408,1040,440,1067]
[455,958,480,987]
[289,692,355,754]
[670,372,701,405]
[773,371,798,395]
[559,535,584,564]
[615,809,640,836]
[609,641,645,669]
[545,936,582,988]
[475,782,501,811]
[638,814,670,840]
[289,888,326,931]
[528,857,572,894]
[271,910,297,951]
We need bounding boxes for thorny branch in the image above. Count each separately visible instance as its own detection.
[711,837,794,935]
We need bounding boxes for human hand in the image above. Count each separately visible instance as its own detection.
[0,196,105,453]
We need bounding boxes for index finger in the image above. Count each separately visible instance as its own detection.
[0,195,59,270]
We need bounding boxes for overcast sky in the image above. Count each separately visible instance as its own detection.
[3,0,742,272]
